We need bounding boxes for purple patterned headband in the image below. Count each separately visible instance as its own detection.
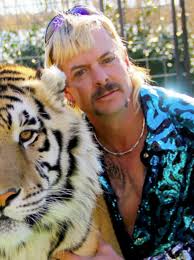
[45,5,100,45]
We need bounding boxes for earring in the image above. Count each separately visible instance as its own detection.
[67,99,76,108]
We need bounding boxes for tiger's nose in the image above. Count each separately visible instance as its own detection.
[0,188,20,208]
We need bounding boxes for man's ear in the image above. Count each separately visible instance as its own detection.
[123,49,131,67]
[64,88,76,108]
[64,88,72,101]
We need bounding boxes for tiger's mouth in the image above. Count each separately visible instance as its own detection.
[0,214,20,224]
[0,211,24,225]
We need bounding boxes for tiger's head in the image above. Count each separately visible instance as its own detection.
[0,64,102,258]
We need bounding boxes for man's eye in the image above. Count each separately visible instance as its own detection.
[73,69,86,78]
[102,56,115,64]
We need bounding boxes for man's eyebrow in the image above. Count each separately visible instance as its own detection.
[99,51,113,60]
[71,64,87,72]
[70,51,114,71]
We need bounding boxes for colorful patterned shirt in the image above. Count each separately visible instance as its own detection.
[99,85,194,259]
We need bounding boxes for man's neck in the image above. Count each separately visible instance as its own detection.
[88,105,144,152]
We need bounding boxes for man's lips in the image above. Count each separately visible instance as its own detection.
[95,89,118,100]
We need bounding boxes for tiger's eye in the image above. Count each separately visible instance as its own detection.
[20,130,33,142]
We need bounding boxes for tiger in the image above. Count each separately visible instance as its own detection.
[0,64,121,260]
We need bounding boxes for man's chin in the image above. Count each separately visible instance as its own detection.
[93,103,127,117]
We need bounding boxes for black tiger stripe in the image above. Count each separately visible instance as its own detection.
[49,218,92,256]
[20,109,37,127]
[20,110,30,126]
[23,110,30,119]
[0,104,14,112]
[0,107,8,112]
[37,118,45,131]
[0,69,22,75]
[25,208,48,227]
[0,77,26,82]
[25,213,38,226]
[0,115,9,126]
[33,130,63,197]
[0,85,8,92]
[38,138,50,152]
[53,130,63,152]
[48,133,79,202]
[27,117,37,126]
[66,135,79,178]
[62,135,80,200]
[35,164,49,183]
[0,95,22,103]
[67,135,79,152]
[41,161,60,172]
[8,83,25,94]
[22,86,35,94]
[48,221,70,258]
[6,104,14,110]
[39,223,52,233]
[66,221,92,252]
[34,98,51,120]
[7,113,12,128]
[41,127,47,134]
[21,117,37,127]
[51,130,63,185]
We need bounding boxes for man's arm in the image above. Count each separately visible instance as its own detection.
[53,240,124,260]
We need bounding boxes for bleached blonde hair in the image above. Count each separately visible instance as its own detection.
[45,9,150,108]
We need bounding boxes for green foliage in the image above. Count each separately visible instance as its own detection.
[1,25,44,68]
[104,1,193,93]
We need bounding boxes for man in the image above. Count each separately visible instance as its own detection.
[45,5,194,259]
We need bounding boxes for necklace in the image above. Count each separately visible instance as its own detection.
[93,117,145,156]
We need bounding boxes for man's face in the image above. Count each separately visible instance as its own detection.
[61,27,133,118]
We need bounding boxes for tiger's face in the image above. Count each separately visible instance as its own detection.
[0,64,102,257]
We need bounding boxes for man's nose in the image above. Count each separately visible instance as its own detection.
[92,65,108,87]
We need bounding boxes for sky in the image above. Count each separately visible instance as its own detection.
[0,0,178,16]
[0,0,70,15]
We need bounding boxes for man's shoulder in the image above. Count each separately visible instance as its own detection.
[140,85,194,135]
[140,85,194,108]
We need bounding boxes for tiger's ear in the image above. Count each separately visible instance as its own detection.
[40,66,66,104]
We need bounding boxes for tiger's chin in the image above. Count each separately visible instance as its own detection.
[0,218,32,251]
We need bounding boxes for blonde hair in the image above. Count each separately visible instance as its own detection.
[45,11,150,108]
